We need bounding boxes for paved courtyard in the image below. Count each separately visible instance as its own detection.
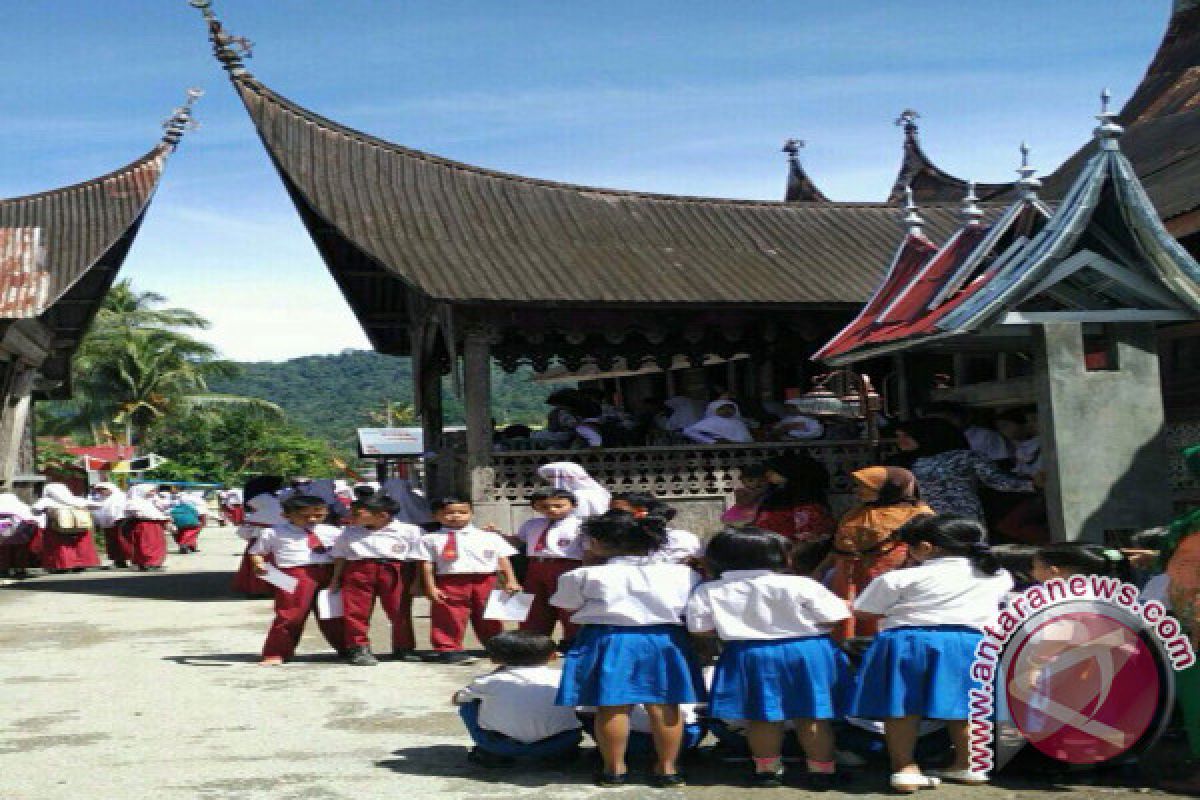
[0,522,1194,799]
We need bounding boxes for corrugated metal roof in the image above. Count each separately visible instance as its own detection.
[233,76,981,309]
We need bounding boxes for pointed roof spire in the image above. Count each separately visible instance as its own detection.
[161,88,204,150]
[888,109,1016,204]
[188,0,254,78]
[1016,142,1042,199]
[782,138,830,203]
[961,180,983,224]
[903,185,925,235]
[1094,88,1125,149]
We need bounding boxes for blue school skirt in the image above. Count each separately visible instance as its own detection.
[556,624,704,707]
[710,635,850,722]
[851,625,982,720]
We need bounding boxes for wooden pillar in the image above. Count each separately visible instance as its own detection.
[891,354,911,419]
[419,365,447,495]
[0,362,35,490]
[463,328,493,500]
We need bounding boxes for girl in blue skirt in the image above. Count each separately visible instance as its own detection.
[687,528,852,788]
[551,510,703,788]
[852,514,1012,792]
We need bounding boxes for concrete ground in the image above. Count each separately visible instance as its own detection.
[0,523,1194,799]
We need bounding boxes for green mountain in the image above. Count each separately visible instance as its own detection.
[209,349,559,453]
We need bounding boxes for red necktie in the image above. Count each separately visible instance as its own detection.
[306,528,327,553]
[441,529,459,561]
[532,519,554,553]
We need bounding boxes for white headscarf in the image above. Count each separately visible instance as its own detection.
[682,400,753,444]
[381,478,432,525]
[779,400,826,440]
[89,482,127,528]
[244,493,286,527]
[0,492,35,522]
[124,484,169,521]
[662,396,701,431]
[182,491,208,514]
[537,462,611,517]
[33,482,90,511]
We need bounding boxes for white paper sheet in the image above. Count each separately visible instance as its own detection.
[483,590,534,622]
[260,564,299,594]
[316,589,344,620]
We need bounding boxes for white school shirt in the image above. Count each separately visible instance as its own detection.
[646,528,703,564]
[415,526,518,575]
[687,570,850,640]
[331,521,425,561]
[854,556,1014,631]
[247,522,340,568]
[516,516,585,560]
[550,556,700,626]
[455,666,581,743]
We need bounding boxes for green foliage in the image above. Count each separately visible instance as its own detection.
[209,350,564,452]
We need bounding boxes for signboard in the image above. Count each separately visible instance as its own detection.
[357,427,424,457]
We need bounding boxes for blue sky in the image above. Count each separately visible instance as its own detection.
[0,1,1171,361]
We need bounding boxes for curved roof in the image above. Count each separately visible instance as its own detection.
[886,113,1015,205]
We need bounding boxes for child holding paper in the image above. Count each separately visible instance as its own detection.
[248,494,346,665]
[329,492,425,666]
[417,497,521,664]
[516,488,585,640]
[453,631,582,767]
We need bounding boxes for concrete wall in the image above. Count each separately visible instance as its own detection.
[1035,322,1174,542]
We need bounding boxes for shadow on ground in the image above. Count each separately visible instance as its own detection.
[3,570,246,603]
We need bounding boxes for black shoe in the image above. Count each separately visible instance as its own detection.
[751,768,784,788]
[179,548,189,554]
[799,771,841,791]
[392,649,422,663]
[71,567,86,573]
[648,773,686,788]
[347,647,379,666]
[466,747,515,768]
[594,771,628,787]
[113,562,127,569]
[436,651,477,665]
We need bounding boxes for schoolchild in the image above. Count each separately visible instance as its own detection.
[851,514,1013,792]
[416,497,520,664]
[170,499,203,554]
[329,492,424,665]
[232,484,284,597]
[34,483,101,573]
[452,631,583,767]
[89,483,129,569]
[551,510,704,788]
[609,493,702,565]
[687,528,852,788]
[247,494,345,665]
[515,488,585,639]
[1031,543,1134,583]
[122,484,169,571]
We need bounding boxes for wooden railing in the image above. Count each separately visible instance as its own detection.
[474,440,890,504]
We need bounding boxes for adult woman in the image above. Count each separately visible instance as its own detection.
[536,462,610,518]
[123,484,169,571]
[827,467,933,639]
[891,417,1034,524]
[34,483,101,573]
[750,453,836,543]
[90,482,130,568]
[682,400,753,444]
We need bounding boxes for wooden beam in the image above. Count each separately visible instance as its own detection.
[0,363,36,488]
[463,328,493,474]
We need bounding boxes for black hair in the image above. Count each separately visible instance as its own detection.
[352,484,376,501]
[893,417,970,459]
[281,494,328,514]
[431,496,473,512]
[643,498,678,522]
[705,527,789,576]
[1129,527,1168,551]
[896,513,1001,575]
[582,510,667,556]
[761,452,830,509]
[990,544,1041,589]
[531,488,577,507]
[739,464,769,480]
[611,491,656,509]
[484,630,557,666]
[1035,544,1133,582]
[352,492,399,515]
[244,475,285,501]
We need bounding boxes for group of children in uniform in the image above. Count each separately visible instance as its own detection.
[233,461,1159,791]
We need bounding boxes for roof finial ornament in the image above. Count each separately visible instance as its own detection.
[1016,141,1042,199]
[187,0,253,78]
[895,109,920,138]
[782,138,805,163]
[1094,87,1124,149]
[903,185,925,235]
[161,87,204,150]
[961,180,983,224]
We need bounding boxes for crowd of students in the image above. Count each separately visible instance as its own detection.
[224,457,1186,791]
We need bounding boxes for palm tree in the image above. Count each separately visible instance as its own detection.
[47,281,281,445]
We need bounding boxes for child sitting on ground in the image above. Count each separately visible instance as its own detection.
[417,497,521,664]
[515,488,585,641]
[248,494,345,665]
[329,492,425,665]
[452,631,583,768]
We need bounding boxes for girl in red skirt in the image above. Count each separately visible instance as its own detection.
[33,483,101,573]
[122,484,169,570]
[0,493,39,579]
[232,478,285,596]
[89,482,130,568]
